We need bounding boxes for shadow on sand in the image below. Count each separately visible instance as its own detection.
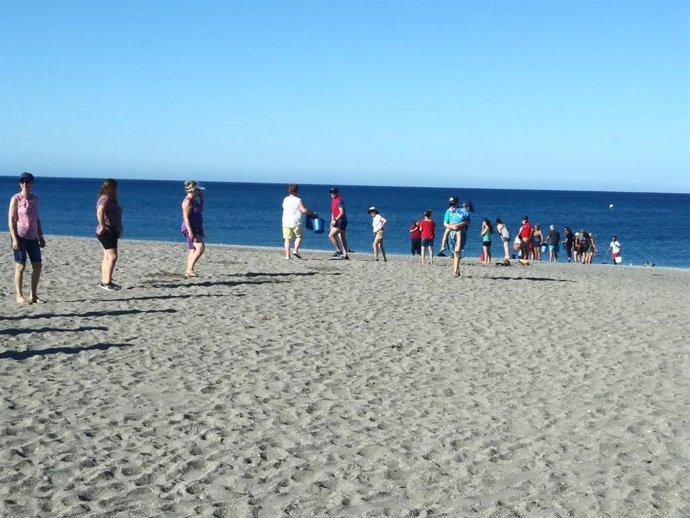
[0,308,177,322]
[0,342,132,361]
[0,325,109,336]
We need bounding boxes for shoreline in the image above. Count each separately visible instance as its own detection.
[2,235,689,516]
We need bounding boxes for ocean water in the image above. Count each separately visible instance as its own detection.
[2,176,689,268]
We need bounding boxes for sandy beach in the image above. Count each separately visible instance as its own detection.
[1,234,688,517]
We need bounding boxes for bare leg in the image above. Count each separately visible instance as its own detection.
[186,241,205,275]
[328,227,341,252]
[293,236,302,255]
[14,262,27,304]
[101,248,118,284]
[439,229,449,252]
[284,238,292,259]
[340,231,349,258]
[29,261,42,302]
[373,237,386,261]
[452,251,461,277]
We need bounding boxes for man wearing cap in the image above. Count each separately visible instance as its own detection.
[518,216,532,264]
[328,187,349,260]
[449,201,472,277]
[8,172,46,304]
[437,196,459,256]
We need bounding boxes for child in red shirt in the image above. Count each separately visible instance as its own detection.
[418,209,436,265]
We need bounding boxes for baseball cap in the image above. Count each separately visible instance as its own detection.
[329,187,339,194]
[463,201,474,212]
[448,196,458,205]
[19,172,35,183]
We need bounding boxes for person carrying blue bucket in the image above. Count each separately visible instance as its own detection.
[282,184,318,260]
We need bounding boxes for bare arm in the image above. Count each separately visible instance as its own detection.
[36,216,45,247]
[182,198,194,239]
[298,199,316,218]
[97,204,106,235]
[8,196,18,248]
[332,206,344,223]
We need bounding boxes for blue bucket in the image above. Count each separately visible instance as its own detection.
[307,216,325,234]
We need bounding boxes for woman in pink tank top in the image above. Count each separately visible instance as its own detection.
[8,172,45,304]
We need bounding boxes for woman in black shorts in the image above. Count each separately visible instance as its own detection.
[96,179,123,290]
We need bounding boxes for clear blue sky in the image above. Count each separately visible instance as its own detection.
[1,0,688,192]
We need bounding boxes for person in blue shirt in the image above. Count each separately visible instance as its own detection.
[449,201,473,277]
[438,196,459,256]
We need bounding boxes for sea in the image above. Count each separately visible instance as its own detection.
[2,176,689,269]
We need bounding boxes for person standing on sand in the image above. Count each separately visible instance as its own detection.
[480,218,493,263]
[8,172,45,304]
[96,179,123,290]
[328,187,349,260]
[448,201,472,277]
[437,196,458,257]
[419,209,436,265]
[546,224,560,262]
[531,223,544,261]
[576,230,590,264]
[518,216,532,265]
[495,218,511,264]
[282,184,317,260]
[563,226,574,263]
[181,180,205,277]
[367,207,387,261]
[409,220,422,256]
[586,232,598,264]
[606,235,622,265]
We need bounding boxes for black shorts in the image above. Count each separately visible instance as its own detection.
[97,232,119,250]
[333,217,348,231]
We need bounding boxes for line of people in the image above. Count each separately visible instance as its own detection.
[409,210,623,268]
[9,175,625,304]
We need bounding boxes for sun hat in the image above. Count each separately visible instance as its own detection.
[19,172,35,183]
[184,180,204,193]
[367,206,378,213]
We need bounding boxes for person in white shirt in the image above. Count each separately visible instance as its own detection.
[606,235,622,265]
[367,207,387,262]
[282,184,316,259]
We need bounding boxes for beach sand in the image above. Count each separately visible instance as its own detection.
[1,235,689,517]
